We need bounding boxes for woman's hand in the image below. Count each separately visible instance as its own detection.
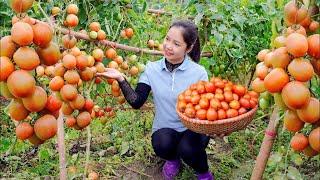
[96,68,124,81]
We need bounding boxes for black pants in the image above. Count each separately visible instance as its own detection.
[151,128,210,173]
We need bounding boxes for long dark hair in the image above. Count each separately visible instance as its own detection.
[170,20,201,63]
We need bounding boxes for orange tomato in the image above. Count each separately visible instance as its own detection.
[215,93,224,101]
[224,91,234,102]
[250,99,258,108]
[196,83,206,94]
[196,109,207,120]
[238,107,247,115]
[248,91,259,99]
[177,101,187,112]
[184,89,192,96]
[227,109,239,118]
[221,101,229,110]
[184,95,191,103]
[191,90,199,96]
[207,108,218,121]
[199,98,210,109]
[185,107,196,118]
[233,85,246,96]
[233,93,239,101]
[239,98,251,109]
[215,88,223,94]
[210,98,222,110]
[178,94,185,101]
[229,100,241,110]
[195,104,201,111]
[204,82,215,93]
[190,83,197,90]
[205,93,215,100]
[186,103,194,109]
[191,95,201,105]
[218,109,227,120]
[215,81,225,89]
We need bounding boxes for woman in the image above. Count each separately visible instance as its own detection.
[97,20,214,180]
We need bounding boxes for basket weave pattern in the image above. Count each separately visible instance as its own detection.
[177,106,258,135]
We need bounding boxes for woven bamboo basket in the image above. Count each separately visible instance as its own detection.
[177,106,258,135]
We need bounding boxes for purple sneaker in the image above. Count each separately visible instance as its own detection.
[197,171,214,180]
[162,159,181,180]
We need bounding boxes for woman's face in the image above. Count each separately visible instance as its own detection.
[163,26,189,63]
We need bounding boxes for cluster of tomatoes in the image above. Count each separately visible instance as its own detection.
[177,77,259,121]
[252,0,320,156]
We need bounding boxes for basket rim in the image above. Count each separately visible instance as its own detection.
[176,105,258,125]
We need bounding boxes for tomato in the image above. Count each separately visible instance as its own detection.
[199,98,210,109]
[191,90,199,96]
[207,108,218,121]
[215,93,224,101]
[227,109,239,118]
[217,109,227,120]
[215,81,225,89]
[185,107,196,118]
[190,83,197,90]
[232,93,239,101]
[178,94,185,101]
[196,83,206,94]
[224,85,233,92]
[195,104,201,111]
[243,94,251,100]
[184,95,192,103]
[260,91,271,101]
[250,99,258,108]
[184,89,192,96]
[224,91,234,102]
[204,82,215,93]
[239,98,251,109]
[209,98,221,110]
[186,103,194,109]
[248,90,259,99]
[233,85,246,96]
[177,101,187,112]
[259,98,269,110]
[191,95,201,105]
[215,88,223,94]
[196,109,207,120]
[205,93,215,100]
[221,101,229,110]
[229,100,241,110]
[238,107,247,115]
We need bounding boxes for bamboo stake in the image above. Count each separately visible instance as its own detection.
[251,107,280,180]
[57,110,67,180]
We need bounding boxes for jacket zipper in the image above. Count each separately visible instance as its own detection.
[171,70,176,91]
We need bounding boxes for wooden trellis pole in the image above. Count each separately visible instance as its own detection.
[57,110,67,180]
[251,107,280,180]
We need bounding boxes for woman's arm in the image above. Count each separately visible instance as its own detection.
[118,79,151,109]
[96,68,151,109]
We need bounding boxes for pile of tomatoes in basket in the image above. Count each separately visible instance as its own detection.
[177,77,259,121]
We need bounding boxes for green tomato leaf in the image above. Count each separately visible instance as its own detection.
[287,166,303,180]
[120,141,130,156]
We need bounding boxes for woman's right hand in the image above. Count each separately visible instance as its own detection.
[96,68,124,81]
